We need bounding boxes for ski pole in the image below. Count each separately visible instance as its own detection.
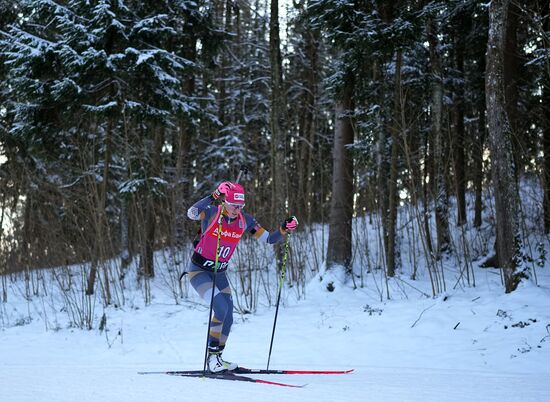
[266,232,291,370]
[202,165,248,374]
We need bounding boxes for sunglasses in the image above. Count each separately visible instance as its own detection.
[225,202,245,210]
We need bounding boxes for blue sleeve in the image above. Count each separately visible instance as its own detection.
[266,229,284,244]
[243,213,284,244]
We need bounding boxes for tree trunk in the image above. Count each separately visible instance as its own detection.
[269,0,286,227]
[100,120,112,303]
[386,50,403,277]
[376,0,395,266]
[142,127,164,278]
[120,112,133,273]
[504,2,522,176]
[86,119,112,299]
[376,111,390,256]
[120,198,131,272]
[428,17,450,253]
[544,81,550,231]
[298,28,320,224]
[217,0,232,126]
[174,40,197,249]
[473,106,486,228]
[452,16,467,226]
[326,75,354,272]
[0,193,6,301]
[542,0,550,233]
[486,0,522,292]
[143,194,156,278]
[422,132,434,254]
[474,49,486,228]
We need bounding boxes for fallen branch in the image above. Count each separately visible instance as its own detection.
[411,303,436,328]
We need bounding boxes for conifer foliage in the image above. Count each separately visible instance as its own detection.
[1,0,217,283]
[1,0,549,305]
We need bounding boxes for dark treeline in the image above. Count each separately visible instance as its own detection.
[0,0,549,297]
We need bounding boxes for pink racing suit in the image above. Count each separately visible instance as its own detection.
[193,205,246,271]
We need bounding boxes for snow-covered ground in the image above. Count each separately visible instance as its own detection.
[1,261,549,402]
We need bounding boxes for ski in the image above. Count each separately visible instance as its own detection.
[236,367,354,375]
[138,367,353,376]
[139,371,305,388]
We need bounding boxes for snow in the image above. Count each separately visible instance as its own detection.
[1,257,549,402]
[1,185,550,401]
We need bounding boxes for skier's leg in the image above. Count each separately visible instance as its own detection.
[188,265,233,349]
[188,264,221,346]
[188,267,236,372]
[212,273,233,347]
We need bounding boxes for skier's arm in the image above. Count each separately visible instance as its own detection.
[187,194,216,221]
[243,213,285,244]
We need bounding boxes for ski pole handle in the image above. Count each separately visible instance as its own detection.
[235,165,248,184]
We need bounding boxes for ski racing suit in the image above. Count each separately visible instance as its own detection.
[187,194,285,350]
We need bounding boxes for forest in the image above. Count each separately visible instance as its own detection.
[0,0,549,313]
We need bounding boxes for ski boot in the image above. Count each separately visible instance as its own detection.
[207,346,238,373]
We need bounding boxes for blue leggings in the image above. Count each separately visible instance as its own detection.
[188,263,233,349]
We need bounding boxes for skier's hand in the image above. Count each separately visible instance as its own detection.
[213,181,234,200]
[281,216,299,232]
